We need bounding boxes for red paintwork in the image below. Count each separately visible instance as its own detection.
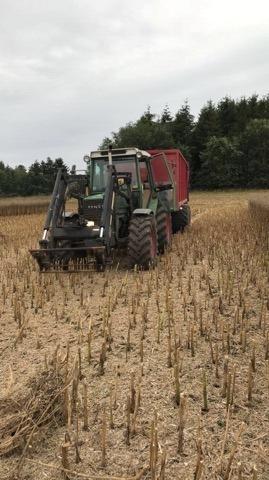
[148,149,189,206]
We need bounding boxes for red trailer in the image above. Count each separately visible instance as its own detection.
[148,148,191,232]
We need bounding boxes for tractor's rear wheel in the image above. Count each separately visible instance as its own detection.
[128,215,157,269]
[156,205,172,254]
[172,204,191,233]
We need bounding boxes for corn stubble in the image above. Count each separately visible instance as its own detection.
[0,192,268,479]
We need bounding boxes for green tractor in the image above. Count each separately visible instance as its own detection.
[30,147,190,271]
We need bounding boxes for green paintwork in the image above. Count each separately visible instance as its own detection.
[84,193,104,200]
[148,196,158,214]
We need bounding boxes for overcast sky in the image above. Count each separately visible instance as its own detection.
[0,0,268,168]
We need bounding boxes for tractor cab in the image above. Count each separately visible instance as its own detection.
[86,147,153,209]
[84,147,174,212]
[77,148,154,246]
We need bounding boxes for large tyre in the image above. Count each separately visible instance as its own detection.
[172,204,191,233]
[156,205,172,254]
[128,215,157,269]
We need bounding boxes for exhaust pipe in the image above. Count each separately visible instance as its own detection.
[108,144,113,166]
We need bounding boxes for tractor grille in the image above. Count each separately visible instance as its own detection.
[82,198,103,224]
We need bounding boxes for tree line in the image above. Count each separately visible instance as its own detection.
[0,158,68,196]
[0,94,268,196]
[101,94,269,189]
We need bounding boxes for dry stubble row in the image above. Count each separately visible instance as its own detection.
[0,198,268,480]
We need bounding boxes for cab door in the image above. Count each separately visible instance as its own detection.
[150,153,176,210]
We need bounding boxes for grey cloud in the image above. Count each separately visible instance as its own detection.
[0,0,268,168]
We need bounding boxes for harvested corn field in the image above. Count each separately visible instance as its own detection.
[249,193,269,222]
[0,196,50,217]
[0,190,268,480]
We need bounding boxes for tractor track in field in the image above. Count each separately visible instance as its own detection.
[190,197,250,225]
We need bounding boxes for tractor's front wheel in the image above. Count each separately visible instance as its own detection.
[128,215,157,269]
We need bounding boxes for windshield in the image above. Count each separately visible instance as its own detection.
[91,156,138,192]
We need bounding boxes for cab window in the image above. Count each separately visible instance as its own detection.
[91,156,138,192]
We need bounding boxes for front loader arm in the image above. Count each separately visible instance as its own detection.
[99,165,115,249]
[40,168,68,247]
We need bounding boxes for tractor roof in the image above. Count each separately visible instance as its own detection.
[90,147,151,159]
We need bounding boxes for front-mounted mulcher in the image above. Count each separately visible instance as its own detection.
[30,146,190,272]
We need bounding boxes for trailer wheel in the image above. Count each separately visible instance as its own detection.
[172,204,191,233]
[128,215,157,269]
[156,205,172,254]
